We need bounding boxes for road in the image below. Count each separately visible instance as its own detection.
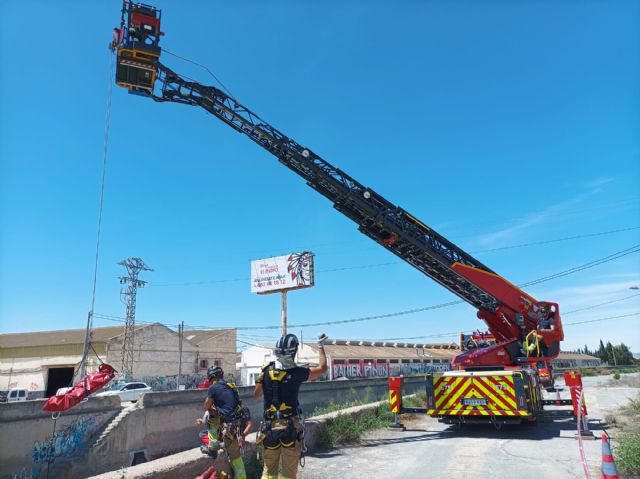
[299,373,639,479]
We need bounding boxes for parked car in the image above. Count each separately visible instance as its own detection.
[0,391,7,402]
[95,382,152,402]
[7,388,29,402]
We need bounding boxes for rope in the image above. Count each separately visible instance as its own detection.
[45,415,58,479]
[79,49,115,376]
[89,342,104,365]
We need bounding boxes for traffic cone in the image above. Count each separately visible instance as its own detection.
[601,433,620,479]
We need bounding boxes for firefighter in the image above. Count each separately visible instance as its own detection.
[525,305,556,355]
[254,333,328,479]
[199,366,248,479]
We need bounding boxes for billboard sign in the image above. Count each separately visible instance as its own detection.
[251,252,314,294]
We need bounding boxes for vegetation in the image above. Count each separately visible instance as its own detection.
[310,386,375,417]
[576,341,636,366]
[318,401,394,447]
[613,396,640,476]
[613,372,621,380]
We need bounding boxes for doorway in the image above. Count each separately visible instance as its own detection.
[45,367,75,397]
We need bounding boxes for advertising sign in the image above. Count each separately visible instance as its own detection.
[251,252,314,294]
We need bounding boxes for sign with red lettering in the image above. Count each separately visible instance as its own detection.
[251,252,314,294]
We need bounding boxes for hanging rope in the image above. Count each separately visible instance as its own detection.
[45,415,58,479]
[79,49,116,378]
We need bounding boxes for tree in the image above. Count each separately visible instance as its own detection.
[596,339,607,363]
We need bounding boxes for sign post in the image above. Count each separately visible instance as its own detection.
[251,252,314,337]
[281,290,288,335]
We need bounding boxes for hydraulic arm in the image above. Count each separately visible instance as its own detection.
[111,2,563,368]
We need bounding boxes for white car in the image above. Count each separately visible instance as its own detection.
[7,388,29,402]
[96,382,152,402]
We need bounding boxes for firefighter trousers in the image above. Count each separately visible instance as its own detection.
[262,441,301,479]
[261,417,301,479]
[209,421,247,479]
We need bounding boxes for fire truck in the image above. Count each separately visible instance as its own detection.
[110,2,583,427]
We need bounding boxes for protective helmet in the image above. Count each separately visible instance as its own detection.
[275,334,299,357]
[207,365,223,381]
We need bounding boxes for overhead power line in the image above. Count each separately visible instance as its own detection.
[520,244,640,287]
[150,227,640,287]
[564,312,640,326]
[563,293,640,315]
[94,245,640,332]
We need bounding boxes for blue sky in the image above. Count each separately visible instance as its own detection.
[1,1,639,353]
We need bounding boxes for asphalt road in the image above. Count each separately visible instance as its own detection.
[299,373,639,479]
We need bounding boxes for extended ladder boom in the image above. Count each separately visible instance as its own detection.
[111,1,564,367]
[155,64,499,312]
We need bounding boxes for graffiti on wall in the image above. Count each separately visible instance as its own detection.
[390,362,451,376]
[332,360,451,379]
[30,416,96,478]
[137,374,207,391]
[10,468,31,479]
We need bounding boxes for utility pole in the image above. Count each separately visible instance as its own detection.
[118,257,153,381]
[177,321,184,390]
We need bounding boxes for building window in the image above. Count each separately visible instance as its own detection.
[199,359,208,369]
[214,359,222,368]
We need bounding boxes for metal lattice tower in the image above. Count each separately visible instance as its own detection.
[118,257,153,381]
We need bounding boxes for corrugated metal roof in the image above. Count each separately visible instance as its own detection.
[556,352,600,361]
[0,325,138,349]
[183,329,235,345]
[324,344,458,360]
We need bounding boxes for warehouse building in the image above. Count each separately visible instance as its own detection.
[0,323,236,397]
[237,340,602,383]
[238,339,459,383]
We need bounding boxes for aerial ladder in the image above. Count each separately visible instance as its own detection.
[111,2,587,426]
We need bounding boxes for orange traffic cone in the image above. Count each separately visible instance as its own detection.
[601,433,620,479]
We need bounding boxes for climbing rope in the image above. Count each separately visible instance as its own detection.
[79,49,115,378]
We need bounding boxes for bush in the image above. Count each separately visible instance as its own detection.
[613,372,621,380]
[319,402,394,448]
[615,431,640,476]
[403,391,427,408]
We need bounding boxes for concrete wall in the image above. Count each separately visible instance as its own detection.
[75,375,425,477]
[2,376,426,478]
[0,395,121,479]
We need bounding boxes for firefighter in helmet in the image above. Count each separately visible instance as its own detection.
[199,365,248,479]
[254,333,328,479]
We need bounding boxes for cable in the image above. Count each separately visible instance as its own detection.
[520,244,640,287]
[78,50,116,379]
[564,312,639,326]
[93,246,640,332]
[162,48,237,101]
[563,293,640,315]
[149,228,639,287]
[472,226,640,254]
